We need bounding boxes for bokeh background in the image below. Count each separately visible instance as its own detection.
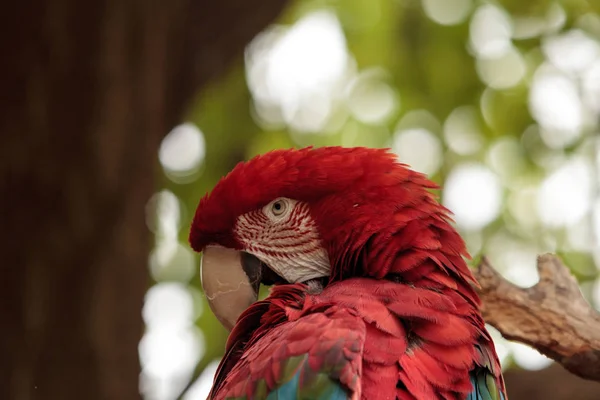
[3,0,600,399]
[144,1,600,399]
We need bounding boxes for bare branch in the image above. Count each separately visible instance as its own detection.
[473,254,600,382]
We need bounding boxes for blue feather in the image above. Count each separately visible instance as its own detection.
[467,370,505,400]
[265,367,348,400]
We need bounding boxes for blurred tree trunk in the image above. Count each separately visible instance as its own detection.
[0,1,287,399]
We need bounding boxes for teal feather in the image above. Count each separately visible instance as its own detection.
[219,305,362,400]
[467,369,505,400]
[221,353,350,399]
[265,370,299,400]
[265,368,347,400]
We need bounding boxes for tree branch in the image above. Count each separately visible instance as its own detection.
[473,254,600,382]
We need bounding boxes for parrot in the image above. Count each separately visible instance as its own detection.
[189,146,507,400]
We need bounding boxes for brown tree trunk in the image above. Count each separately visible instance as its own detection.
[0,1,287,399]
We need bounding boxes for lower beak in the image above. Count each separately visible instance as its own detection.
[200,246,262,331]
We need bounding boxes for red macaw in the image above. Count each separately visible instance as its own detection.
[189,146,506,400]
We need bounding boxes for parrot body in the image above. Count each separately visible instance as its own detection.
[190,147,507,400]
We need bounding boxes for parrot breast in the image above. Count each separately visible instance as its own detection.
[208,269,505,400]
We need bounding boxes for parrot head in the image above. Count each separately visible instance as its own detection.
[190,146,468,330]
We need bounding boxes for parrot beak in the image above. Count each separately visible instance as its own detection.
[200,246,262,331]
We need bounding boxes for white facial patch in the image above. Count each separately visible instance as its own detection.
[234,199,331,283]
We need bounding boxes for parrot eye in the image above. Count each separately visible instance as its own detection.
[265,198,292,220]
[271,200,287,216]
[262,198,296,222]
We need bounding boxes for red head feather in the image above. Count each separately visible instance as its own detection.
[190,146,476,291]
[190,147,398,247]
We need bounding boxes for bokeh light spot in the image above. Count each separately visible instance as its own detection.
[346,69,398,125]
[469,5,513,59]
[182,359,220,400]
[593,278,600,309]
[422,0,472,26]
[443,163,502,230]
[140,283,204,400]
[140,327,204,400]
[476,46,526,90]
[486,325,510,369]
[486,137,527,183]
[529,65,583,149]
[149,242,196,283]
[537,157,594,227]
[543,29,600,74]
[582,59,600,113]
[146,190,181,240]
[507,185,539,230]
[396,109,442,134]
[567,218,595,252]
[486,232,545,289]
[159,123,205,182]
[143,282,196,329]
[443,106,483,156]
[509,342,553,371]
[512,3,566,40]
[246,10,352,133]
[392,128,442,176]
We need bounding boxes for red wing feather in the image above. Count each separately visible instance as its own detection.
[211,294,365,400]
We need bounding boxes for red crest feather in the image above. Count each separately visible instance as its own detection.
[189,147,457,280]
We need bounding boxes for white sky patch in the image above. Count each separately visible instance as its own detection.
[543,29,600,74]
[245,10,351,133]
[476,45,526,90]
[469,4,513,59]
[443,163,502,230]
[422,0,472,26]
[529,65,584,149]
[392,128,443,176]
[346,69,398,125]
[159,123,205,180]
[443,106,483,156]
[509,342,553,371]
[537,157,594,227]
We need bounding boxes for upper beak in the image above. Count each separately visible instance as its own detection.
[200,246,262,331]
